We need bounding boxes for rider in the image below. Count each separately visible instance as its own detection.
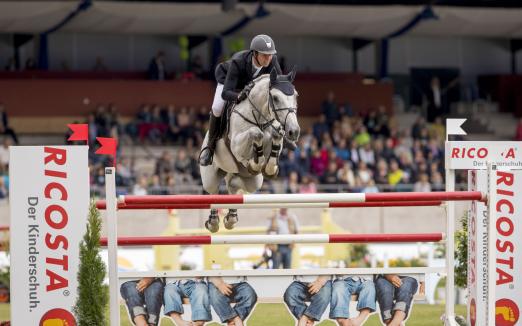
[199,34,283,166]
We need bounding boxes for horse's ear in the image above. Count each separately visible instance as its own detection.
[270,67,278,83]
[288,66,297,82]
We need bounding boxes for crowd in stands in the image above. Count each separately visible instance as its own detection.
[80,90,460,196]
[1,91,520,198]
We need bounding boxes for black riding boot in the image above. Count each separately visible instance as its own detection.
[199,113,222,166]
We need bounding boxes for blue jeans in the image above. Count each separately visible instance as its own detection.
[209,282,258,322]
[284,281,332,321]
[120,279,164,326]
[330,277,376,319]
[375,276,418,322]
[274,244,292,269]
[164,280,211,322]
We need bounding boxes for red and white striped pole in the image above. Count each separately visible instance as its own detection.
[95,200,443,210]
[118,191,484,206]
[100,233,444,246]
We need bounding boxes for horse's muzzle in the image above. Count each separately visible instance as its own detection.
[287,128,300,142]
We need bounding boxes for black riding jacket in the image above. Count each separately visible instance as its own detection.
[215,50,282,102]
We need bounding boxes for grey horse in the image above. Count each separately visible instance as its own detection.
[200,68,300,232]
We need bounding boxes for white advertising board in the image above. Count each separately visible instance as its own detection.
[9,146,89,325]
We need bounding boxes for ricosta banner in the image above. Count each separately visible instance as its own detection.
[9,146,89,326]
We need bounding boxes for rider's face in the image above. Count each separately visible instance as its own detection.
[255,53,273,67]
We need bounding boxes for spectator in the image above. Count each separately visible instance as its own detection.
[176,107,193,143]
[284,171,300,194]
[431,172,444,191]
[359,143,375,168]
[163,105,180,143]
[356,161,373,185]
[155,151,174,183]
[116,157,134,187]
[0,103,19,144]
[148,51,167,80]
[0,177,7,199]
[413,173,431,192]
[335,139,350,162]
[321,91,338,127]
[310,149,326,177]
[411,116,426,140]
[354,126,371,147]
[321,162,340,191]
[388,160,404,186]
[374,159,389,185]
[133,175,149,195]
[280,151,302,178]
[363,179,379,193]
[337,162,356,188]
[0,139,9,172]
[92,56,108,72]
[349,140,360,165]
[299,175,317,194]
[268,208,299,269]
[312,115,329,141]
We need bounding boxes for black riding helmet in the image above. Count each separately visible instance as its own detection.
[250,34,277,55]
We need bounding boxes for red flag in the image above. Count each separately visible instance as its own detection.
[95,137,117,156]
[67,124,88,142]
[96,137,118,167]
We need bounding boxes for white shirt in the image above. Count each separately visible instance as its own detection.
[269,213,299,235]
[252,62,262,78]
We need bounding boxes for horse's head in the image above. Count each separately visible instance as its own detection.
[268,67,300,143]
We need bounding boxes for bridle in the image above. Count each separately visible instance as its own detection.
[231,79,297,135]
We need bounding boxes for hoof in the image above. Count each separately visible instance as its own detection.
[247,164,261,175]
[205,215,220,233]
[224,212,238,230]
[263,165,279,179]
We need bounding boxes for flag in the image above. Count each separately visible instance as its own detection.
[96,137,117,155]
[446,118,467,136]
[96,137,118,166]
[67,124,88,142]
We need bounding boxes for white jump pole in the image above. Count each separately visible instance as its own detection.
[487,163,497,326]
[105,167,120,326]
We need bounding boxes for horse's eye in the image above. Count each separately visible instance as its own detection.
[274,96,279,103]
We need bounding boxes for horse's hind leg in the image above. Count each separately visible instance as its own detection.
[222,175,246,230]
[200,164,225,233]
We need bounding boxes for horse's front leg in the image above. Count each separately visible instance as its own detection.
[231,127,265,174]
[263,125,285,177]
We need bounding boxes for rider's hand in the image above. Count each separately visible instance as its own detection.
[237,90,248,102]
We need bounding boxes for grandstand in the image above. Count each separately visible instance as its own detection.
[1,0,522,325]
